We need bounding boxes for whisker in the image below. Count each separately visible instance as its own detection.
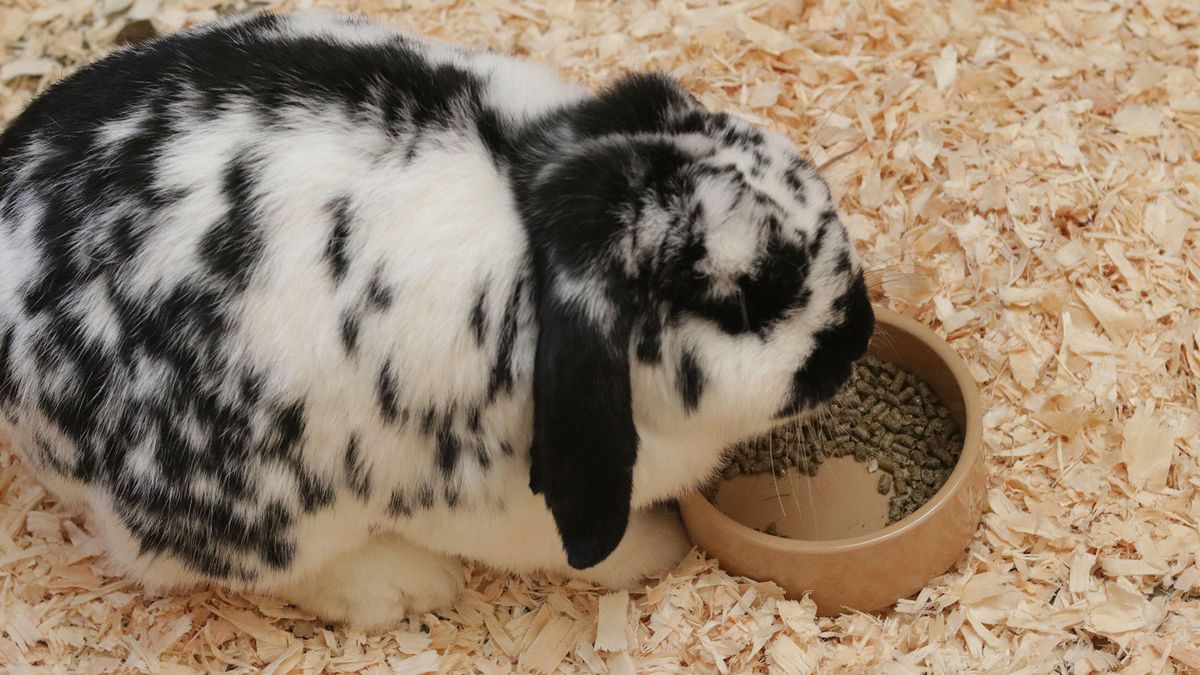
[787,417,804,516]
[798,413,822,539]
[807,85,857,156]
[870,330,897,357]
[768,422,786,517]
[864,251,925,272]
[863,263,925,277]
[819,398,851,439]
[864,269,934,287]
[814,139,866,172]
[864,267,928,280]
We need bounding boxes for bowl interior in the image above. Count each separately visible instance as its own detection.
[708,315,970,543]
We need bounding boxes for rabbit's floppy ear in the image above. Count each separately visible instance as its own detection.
[521,76,704,568]
[529,291,637,570]
[522,136,668,570]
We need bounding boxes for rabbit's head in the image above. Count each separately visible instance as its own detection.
[518,74,874,570]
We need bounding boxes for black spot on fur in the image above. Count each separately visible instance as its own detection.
[835,250,852,274]
[721,125,764,149]
[263,402,306,460]
[470,286,488,347]
[377,363,400,422]
[417,484,435,509]
[340,312,360,353]
[324,196,353,283]
[784,163,807,204]
[691,162,742,181]
[297,467,336,513]
[343,435,371,500]
[752,191,782,211]
[466,405,482,434]
[420,406,437,434]
[486,279,523,401]
[667,108,711,135]
[0,326,16,406]
[565,73,697,140]
[109,212,155,265]
[365,268,393,310]
[474,442,491,470]
[749,149,767,178]
[476,108,515,166]
[435,416,461,476]
[199,153,265,290]
[387,489,412,517]
[676,349,704,412]
[257,502,295,569]
[809,211,836,258]
[240,374,264,405]
[635,313,663,364]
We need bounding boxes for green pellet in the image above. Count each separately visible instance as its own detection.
[704,354,965,530]
[878,473,894,495]
[932,446,955,467]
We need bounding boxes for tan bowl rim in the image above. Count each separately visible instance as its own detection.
[683,305,983,553]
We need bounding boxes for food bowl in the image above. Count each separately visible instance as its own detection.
[679,306,985,616]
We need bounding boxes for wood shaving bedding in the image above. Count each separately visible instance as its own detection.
[1,0,1198,671]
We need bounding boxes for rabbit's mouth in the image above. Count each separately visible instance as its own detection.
[773,357,856,420]
[773,274,874,420]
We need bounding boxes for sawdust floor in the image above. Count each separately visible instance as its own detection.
[2,0,1199,672]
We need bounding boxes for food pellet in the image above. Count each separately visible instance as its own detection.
[877,473,894,495]
[704,354,965,528]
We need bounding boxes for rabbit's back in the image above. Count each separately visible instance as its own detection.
[0,12,565,580]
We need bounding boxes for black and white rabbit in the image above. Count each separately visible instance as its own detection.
[0,12,874,629]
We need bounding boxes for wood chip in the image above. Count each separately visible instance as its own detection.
[594,590,629,652]
[515,615,576,674]
[1112,105,1164,137]
[0,58,59,82]
[1121,402,1181,493]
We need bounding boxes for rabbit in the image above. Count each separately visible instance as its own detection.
[0,11,874,630]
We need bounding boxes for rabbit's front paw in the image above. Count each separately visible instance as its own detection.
[280,534,464,631]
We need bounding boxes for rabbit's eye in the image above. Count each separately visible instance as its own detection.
[736,247,811,334]
[665,241,812,337]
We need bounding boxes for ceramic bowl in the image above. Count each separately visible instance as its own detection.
[679,306,985,615]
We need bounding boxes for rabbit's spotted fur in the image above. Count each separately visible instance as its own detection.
[0,12,874,629]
